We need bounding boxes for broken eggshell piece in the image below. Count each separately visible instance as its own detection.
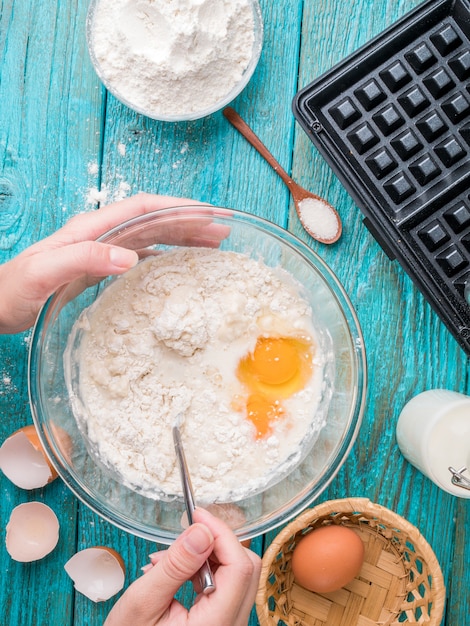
[64,547,125,602]
[0,424,58,489]
[6,501,59,562]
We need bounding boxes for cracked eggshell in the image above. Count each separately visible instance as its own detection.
[64,547,126,602]
[0,424,58,489]
[49,422,73,465]
[6,502,60,562]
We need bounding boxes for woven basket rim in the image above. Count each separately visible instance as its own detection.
[256,497,446,626]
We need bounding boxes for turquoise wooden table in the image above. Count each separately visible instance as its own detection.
[1,1,469,624]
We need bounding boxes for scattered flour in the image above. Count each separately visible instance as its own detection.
[85,179,131,207]
[89,0,257,118]
[66,248,329,502]
[0,369,15,396]
[86,186,109,206]
[88,161,99,176]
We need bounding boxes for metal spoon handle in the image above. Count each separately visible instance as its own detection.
[172,426,216,595]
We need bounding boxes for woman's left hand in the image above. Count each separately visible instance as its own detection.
[0,193,221,334]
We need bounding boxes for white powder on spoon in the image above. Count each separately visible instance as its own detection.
[89,0,256,118]
[298,197,339,241]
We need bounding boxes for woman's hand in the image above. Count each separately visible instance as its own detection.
[104,508,261,626]
[0,193,227,334]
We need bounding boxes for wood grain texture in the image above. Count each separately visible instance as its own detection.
[285,4,468,626]
[1,0,469,625]
[0,0,104,624]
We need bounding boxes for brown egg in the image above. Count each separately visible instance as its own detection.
[291,524,365,593]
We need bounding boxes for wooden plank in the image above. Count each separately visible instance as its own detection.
[285,3,464,626]
[0,0,103,625]
[445,497,470,624]
[0,480,76,626]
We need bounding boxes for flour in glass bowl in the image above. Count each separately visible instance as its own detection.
[66,248,330,503]
[88,0,259,119]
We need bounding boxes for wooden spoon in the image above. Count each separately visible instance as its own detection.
[223,107,342,244]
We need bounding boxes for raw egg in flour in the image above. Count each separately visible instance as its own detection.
[236,335,314,438]
[291,525,365,593]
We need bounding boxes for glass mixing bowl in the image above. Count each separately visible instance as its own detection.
[86,0,263,122]
[29,207,366,544]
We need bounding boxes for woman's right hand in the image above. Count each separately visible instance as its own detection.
[104,507,261,626]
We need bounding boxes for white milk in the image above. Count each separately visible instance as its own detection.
[396,389,470,498]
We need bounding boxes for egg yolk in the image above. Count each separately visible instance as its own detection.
[236,335,314,439]
[246,394,285,439]
[251,337,301,385]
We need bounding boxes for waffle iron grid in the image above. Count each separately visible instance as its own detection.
[293,0,470,354]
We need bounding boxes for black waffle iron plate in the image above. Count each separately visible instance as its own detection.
[293,0,470,355]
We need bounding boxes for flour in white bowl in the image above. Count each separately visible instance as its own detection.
[89,0,258,118]
[66,248,331,502]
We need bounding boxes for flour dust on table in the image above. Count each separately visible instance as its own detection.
[66,248,331,502]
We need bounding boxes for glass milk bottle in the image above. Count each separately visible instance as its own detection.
[396,389,470,498]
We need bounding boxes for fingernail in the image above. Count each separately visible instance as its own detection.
[148,552,159,560]
[183,524,214,555]
[141,563,153,574]
[109,247,138,269]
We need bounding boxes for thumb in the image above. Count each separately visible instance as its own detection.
[29,241,139,297]
[103,524,215,626]
[152,523,215,602]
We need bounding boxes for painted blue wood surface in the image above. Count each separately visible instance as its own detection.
[0,0,468,625]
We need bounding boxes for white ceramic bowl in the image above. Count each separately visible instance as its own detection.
[29,207,367,544]
[86,0,263,122]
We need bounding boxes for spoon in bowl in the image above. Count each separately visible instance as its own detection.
[172,423,216,595]
[223,107,342,244]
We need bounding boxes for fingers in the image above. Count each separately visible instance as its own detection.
[24,241,138,298]
[101,218,230,252]
[106,510,261,626]
[146,509,261,626]
[235,548,262,624]
[37,193,208,250]
[190,508,262,625]
[0,242,138,334]
[27,193,226,259]
[153,523,215,600]
[0,192,228,335]
[104,523,215,626]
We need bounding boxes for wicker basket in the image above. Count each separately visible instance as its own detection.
[256,498,445,626]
